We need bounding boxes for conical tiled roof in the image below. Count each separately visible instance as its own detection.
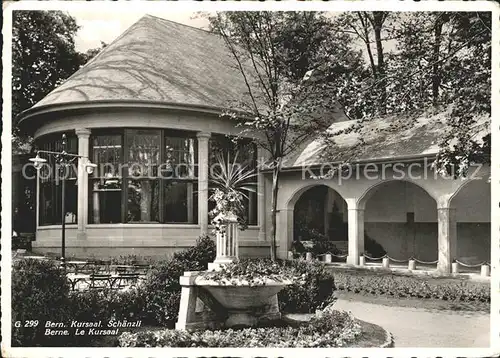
[32,15,250,110]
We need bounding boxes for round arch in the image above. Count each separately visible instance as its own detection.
[290,184,349,257]
[358,178,437,209]
[360,179,439,263]
[449,178,490,263]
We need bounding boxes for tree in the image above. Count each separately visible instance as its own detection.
[334,11,392,116]
[333,11,491,176]
[208,12,360,260]
[12,11,105,153]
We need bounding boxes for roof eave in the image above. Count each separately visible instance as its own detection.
[17,99,252,133]
[260,153,439,173]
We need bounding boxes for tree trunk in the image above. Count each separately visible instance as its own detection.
[358,12,377,79]
[372,12,386,114]
[432,15,444,107]
[269,157,282,261]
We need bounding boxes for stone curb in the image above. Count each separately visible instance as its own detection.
[380,328,394,348]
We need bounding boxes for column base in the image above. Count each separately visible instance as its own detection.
[346,255,359,266]
[436,262,452,275]
[208,257,237,271]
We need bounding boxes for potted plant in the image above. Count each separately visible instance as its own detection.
[209,151,257,233]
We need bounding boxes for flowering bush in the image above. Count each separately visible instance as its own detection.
[118,309,361,347]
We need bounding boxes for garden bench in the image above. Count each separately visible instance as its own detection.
[89,273,112,290]
[111,273,140,289]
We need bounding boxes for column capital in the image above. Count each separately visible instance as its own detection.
[345,198,365,211]
[437,206,457,211]
[196,131,211,140]
[75,128,91,138]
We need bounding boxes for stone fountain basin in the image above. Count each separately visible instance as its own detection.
[195,277,291,310]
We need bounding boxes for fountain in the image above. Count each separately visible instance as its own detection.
[175,213,290,331]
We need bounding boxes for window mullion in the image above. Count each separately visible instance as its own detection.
[159,131,165,223]
[122,130,128,223]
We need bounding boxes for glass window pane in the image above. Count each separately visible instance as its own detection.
[89,179,123,224]
[92,134,122,178]
[90,134,124,224]
[127,180,159,223]
[128,129,160,178]
[163,181,197,224]
[163,136,197,179]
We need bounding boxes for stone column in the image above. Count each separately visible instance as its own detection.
[437,206,457,274]
[276,208,294,260]
[197,132,210,234]
[76,128,91,239]
[347,200,364,265]
[209,213,239,270]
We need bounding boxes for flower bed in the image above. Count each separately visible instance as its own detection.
[118,309,361,348]
[201,258,337,313]
[331,268,490,303]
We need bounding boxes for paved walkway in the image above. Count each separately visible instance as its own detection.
[335,298,490,347]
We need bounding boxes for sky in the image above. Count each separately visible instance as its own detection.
[68,11,210,52]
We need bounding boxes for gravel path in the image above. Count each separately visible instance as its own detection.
[335,298,490,347]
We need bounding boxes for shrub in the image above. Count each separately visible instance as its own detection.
[118,309,360,348]
[141,235,216,327]
[12,259,71,346]
[69,287,147,323]
[172,234,216,267]
[278,260,336,313]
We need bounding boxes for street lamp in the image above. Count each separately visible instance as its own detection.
[30,133,97,269]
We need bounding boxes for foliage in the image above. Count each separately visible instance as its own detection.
[118,309,361,347]
[332,269,490,303]
[278,260,336,313]
[12,259,71,346]
[209,151,257,232]
[141,235,216,326]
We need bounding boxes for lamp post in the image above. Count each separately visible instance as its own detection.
[30,134,97,269]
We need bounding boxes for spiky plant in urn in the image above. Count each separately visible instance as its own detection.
[208,151,256,269]
[176,151,292,330]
